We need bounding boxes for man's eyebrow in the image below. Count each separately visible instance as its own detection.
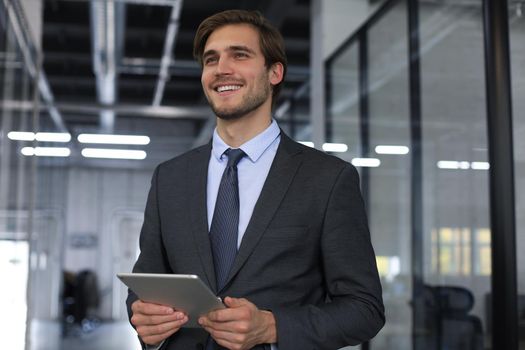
[202,49,218,60]
[227,45,256,54]
[202,45,256,62]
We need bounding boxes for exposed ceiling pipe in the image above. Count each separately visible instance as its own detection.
[152,0,183,106]
[1,100,211,120]
[2,0,67,132]
[90,0,125,132]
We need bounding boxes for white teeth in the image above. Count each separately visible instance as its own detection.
[216,85,241,93]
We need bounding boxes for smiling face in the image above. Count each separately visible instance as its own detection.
[200,24,283,121]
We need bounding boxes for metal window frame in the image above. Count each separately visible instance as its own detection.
[482,0,518,348]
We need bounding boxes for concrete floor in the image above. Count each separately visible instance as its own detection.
[29,320,141,350]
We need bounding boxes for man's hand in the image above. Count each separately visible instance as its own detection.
[131,300,188,346]
[198,297,277,350]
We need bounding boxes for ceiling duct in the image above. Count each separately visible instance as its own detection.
[90,0,126,132]
[152,0,183,106]
[2,0,67,132]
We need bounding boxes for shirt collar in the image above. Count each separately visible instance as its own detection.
[212,119,280,163]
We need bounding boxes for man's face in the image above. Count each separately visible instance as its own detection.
[200,24,279,120]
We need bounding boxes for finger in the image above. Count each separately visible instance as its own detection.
[224,296,249,308]
[132,311,185,327]
[199,317,233,332]
[200,317,251,334]
[205,306,249,323]
[137,317,188,339]
[133,300,176,315]
[207,326,249,341]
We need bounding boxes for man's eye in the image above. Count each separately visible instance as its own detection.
[204,57,217,65]
[235,53,248,59]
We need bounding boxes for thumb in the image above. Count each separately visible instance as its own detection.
[224,296,248,308]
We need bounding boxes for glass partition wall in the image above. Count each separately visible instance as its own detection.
[326,0,522,349]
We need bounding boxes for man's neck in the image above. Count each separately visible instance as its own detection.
[216,110,272,148]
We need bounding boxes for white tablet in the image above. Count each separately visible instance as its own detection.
[117,273,225,328]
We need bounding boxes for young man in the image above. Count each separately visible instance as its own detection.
[127,10,384,350]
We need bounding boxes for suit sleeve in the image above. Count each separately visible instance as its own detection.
[126,166,173,349]
[272,164,385,349]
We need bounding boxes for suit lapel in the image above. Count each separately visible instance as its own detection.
[220,134,303,292]
[187,143,217,292]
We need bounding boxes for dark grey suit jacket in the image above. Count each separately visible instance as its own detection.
[127,132,385,350]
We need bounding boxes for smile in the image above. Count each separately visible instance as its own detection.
[215,85,242,93]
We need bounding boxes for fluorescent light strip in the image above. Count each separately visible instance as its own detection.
[322,143,348,153]
[351,158,381,167]
[8,131,35,141]
[81,148,147,160]
[471,161,490,170]
[375,145,409,155]
[21,147,70,157]
[35,132,71,142]
[8,131,71,142]
[78,134,150,145]
[437,160,489,170]
[298,141,314,148]
[437,161,470,169]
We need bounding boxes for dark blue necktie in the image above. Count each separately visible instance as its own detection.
[210,148,246,291]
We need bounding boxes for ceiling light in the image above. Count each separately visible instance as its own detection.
[322,143,348,153]
[437,161,470,170]
[298,141,314,148]
[35,132,71,142]
[471,162,490,170]
[21,147,71,157]
[375,145,409,155]
[351,158,381,167]
[81,148,147,160]
[8,131,35,141]
[77,134,151,145]
[8,131,71,142]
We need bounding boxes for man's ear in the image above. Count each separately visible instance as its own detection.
[269,62,284,86]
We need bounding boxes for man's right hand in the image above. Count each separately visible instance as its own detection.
[131,300,188,346]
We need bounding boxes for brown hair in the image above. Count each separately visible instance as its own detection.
[193,9,287,104]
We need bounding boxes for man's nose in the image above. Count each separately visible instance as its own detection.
[215,57,233,75]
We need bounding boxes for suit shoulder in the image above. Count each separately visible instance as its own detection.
[293,140,351,171]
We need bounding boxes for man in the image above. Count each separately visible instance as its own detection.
[127,9,384,350]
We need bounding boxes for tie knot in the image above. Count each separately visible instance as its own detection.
[225,148,245,167]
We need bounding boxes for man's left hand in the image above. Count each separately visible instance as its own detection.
[198,296,277,350]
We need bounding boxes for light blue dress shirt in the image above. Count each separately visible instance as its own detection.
[207,120,281,246]
[207,119,281,350]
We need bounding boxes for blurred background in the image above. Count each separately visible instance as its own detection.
[0,0,523,349]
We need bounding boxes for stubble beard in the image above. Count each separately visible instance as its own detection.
[207,74,272,121]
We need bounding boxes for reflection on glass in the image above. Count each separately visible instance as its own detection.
[430,227,493,277]
[327,40,360,164]
[367,2,411,349]
[420,0,489,348]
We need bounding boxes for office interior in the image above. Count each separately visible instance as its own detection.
[0,0,523,349]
